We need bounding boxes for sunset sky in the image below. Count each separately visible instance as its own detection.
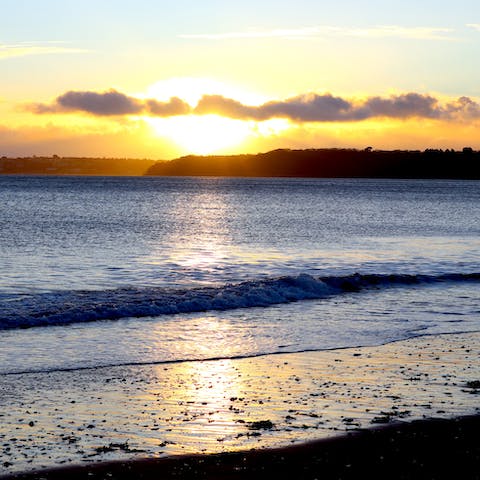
[2,0,480,158]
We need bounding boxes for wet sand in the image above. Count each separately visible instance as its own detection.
[4,415,480,479]
[1,332,479,477]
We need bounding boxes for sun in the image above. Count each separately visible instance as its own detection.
[147,114,252,155]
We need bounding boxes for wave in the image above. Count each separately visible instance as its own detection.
[1,272,479,331]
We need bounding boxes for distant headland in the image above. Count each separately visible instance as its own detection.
[1,148,479,179]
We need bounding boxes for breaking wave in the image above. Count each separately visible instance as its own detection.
[1,272,479,330]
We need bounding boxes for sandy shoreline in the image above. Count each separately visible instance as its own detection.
[3,415,480,479]
[1,332,479,476]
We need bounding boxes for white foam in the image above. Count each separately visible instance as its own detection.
[1,272,479,330]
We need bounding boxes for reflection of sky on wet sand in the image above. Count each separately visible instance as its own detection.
[146,315,261,361]
[154,359,245,449]
[1,333,480,474]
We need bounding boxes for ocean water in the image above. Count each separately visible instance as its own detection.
[0,176,479,375]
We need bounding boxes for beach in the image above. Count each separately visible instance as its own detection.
[2,332,479,478]
[1,176,480,479]
[4,416,480,479]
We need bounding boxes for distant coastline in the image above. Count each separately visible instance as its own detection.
[1,148,480,179]
[0,156,156,177]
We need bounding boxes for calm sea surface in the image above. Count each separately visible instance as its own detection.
[1,176,479,374]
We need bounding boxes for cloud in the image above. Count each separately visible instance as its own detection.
[195,93,356,121]
[38,90,143,115]
[195,92,480,122]
[0,41,87,60]
[146,97,191,116]
[27,88,480,123]
[363,93,440,119]
[179,25,454,41]
[351,25,454,40]
[443,96,480,118]
[466,23,480,31]
[27,90,191,117]
[194,95,263,119]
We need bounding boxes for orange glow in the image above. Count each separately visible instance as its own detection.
[146,115,251,155]
[145,115,290,155]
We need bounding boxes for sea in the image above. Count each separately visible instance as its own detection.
[1,175,479,376]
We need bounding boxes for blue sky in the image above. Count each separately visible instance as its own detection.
[3,0,480,94]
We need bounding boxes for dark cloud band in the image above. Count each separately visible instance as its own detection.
[28,89,191,117]
[27,89,480,122]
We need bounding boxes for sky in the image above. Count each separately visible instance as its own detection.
[2,0,480,158]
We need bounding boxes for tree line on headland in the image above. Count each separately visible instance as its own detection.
[1,148,479,179]
[146,148,480,179]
